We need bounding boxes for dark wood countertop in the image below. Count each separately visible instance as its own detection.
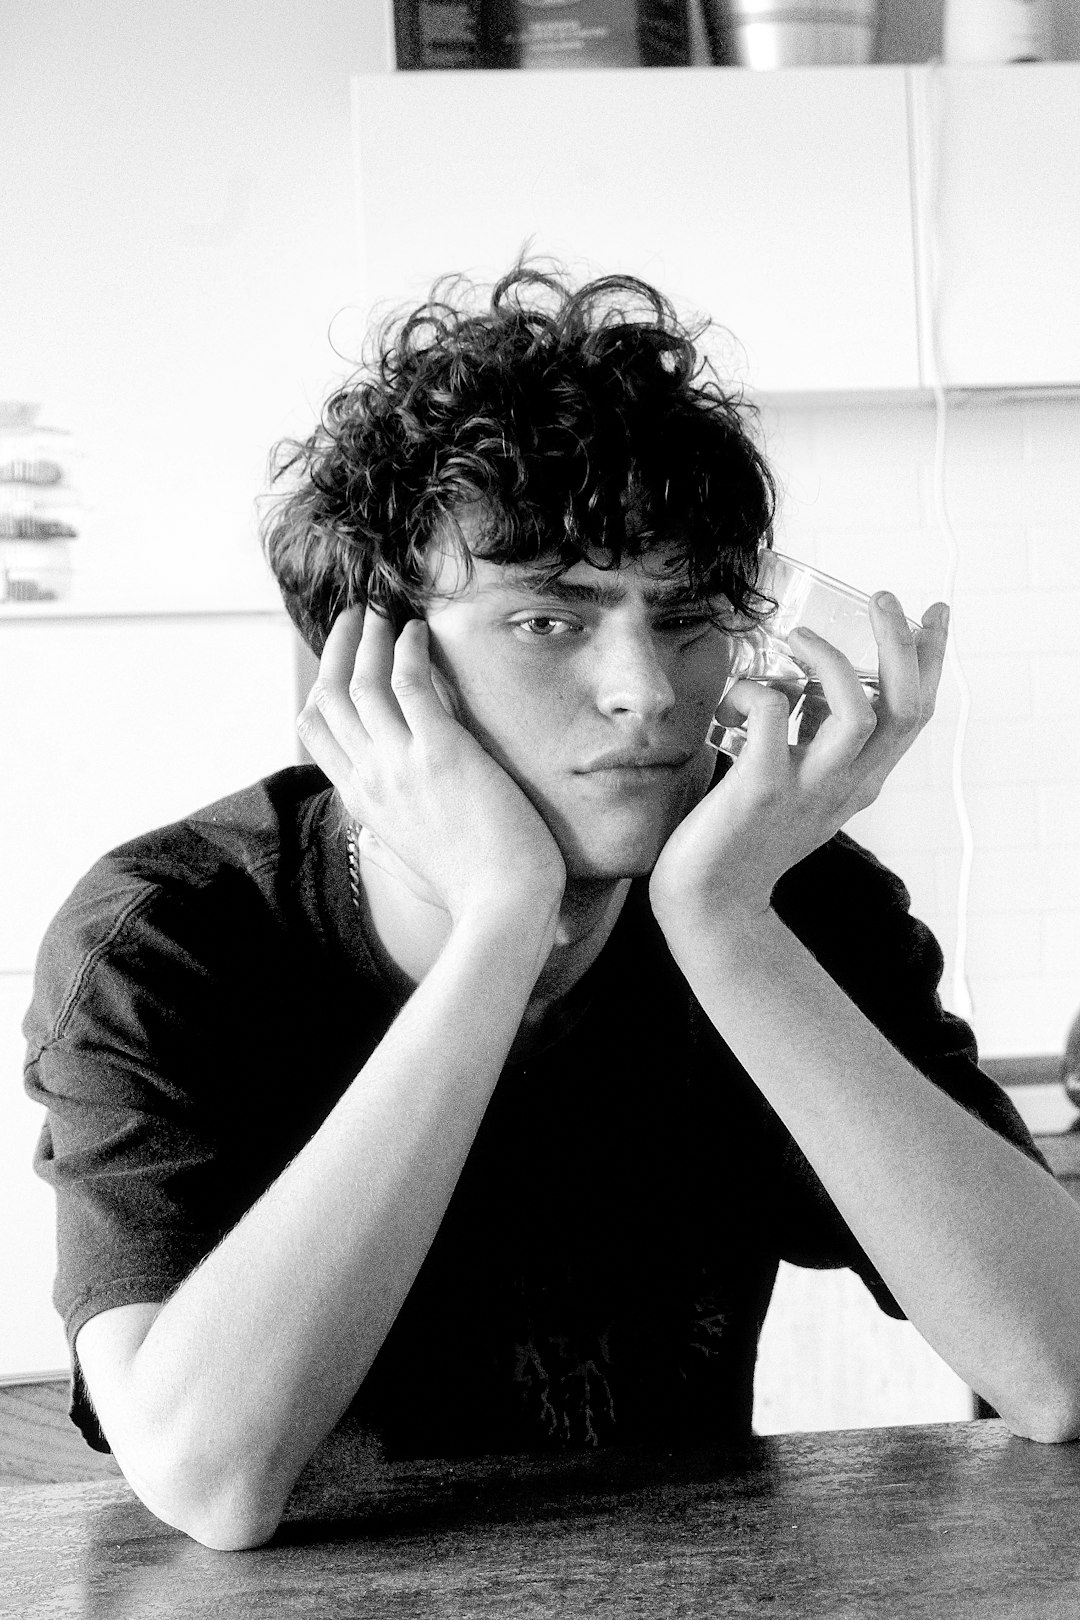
[4,1420,1080,1619]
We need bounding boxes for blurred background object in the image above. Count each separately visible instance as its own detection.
[943,0,1052,65]
[721,0,879,68]
[0,404,79,604]
[1063,1006,1080,1116]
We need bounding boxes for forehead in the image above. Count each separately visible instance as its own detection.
[423,526,703,609]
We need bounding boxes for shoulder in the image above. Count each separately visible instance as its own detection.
[773,829,913,920]
[771,830,927,974]
[770,831,970,1059]
[25,766,334,1058]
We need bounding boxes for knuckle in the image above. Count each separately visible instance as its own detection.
[310,678,337,714]
[389,667,421,696]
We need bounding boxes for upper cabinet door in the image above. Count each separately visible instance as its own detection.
[352,67,921,393]
[924,65,1080,388]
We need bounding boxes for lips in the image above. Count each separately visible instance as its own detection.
[579,750,693,772]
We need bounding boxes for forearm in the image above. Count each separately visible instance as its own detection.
[116,909,552,1545]
[663,904,1080,1441]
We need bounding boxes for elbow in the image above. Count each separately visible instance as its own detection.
[994,1367,1080,1446]
[1002,1401,1080,1447]
[166,1477,284,1550]
[116,1436,286,1550]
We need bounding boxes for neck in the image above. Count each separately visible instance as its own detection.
[354,834,630,1016]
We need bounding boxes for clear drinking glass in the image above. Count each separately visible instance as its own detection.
[707,550,922,759]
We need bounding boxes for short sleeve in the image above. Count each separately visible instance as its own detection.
[23,854,286,1449]
[765,832,1052,1319]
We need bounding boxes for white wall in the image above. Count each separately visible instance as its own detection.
[760,393,1080,1059]
[0,0,368,602]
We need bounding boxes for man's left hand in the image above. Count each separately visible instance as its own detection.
[649,592,949,932]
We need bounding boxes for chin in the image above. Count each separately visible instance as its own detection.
[559,830,669,882]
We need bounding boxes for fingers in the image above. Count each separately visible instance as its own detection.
[870,591,924,736]
[296,606,369,780]
[348,606,412,745]
[725,679,793,781]
[915,601,950,717]
[786,626,877,769]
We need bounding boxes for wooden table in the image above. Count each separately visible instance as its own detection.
[3,1420,1080,1619]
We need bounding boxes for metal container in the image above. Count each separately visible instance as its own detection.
[727,0,879,68]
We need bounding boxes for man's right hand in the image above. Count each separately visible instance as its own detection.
[297,607,566,930]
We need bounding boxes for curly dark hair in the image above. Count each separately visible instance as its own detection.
[261,263,777,653]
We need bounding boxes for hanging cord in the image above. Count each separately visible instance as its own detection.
[908,62,976,1024]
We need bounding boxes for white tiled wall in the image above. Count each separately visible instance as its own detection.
[758,392,1080,1060]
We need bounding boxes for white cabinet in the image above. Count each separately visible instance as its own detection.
[353,66,922,392]
[0,609,301,1377]
[354,61,1080,394]
[918,65,1080,389]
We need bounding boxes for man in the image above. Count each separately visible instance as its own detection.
[24,265,1080,1551]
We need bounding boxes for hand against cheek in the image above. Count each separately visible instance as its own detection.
[297,608,567,930]
[649,593,949,931]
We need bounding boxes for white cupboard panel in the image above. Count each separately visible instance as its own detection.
[1,614,300,972]
[353,67,921,393]
[923,65,1080,388]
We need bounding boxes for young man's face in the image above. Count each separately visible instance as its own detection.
[423,530,738,881]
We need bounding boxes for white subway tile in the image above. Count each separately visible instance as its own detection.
[951,590,1080,656]
[1031,655,1080,716]
[968,848,1080,913]
[960,654,1033,716]
[939,527,1030,594]
[785,464,925,531]
[1029,526,1080,591]
[847,787,961,854]
[1041,911,1080,978]
[963,910,1044,979]
[942,460,1080,527]
[941,398,1026,464]
[1036,784,1080,847]
[964,782,1040,849]
[1022,399,1080,464]
[969,974,1079,1058]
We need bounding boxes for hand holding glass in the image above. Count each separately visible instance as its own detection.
[708,551,924,758]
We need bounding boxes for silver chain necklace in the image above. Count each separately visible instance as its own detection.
[345,825,362,912]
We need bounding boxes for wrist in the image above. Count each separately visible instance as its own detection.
[649,876,772,947]
[450,886,562,959]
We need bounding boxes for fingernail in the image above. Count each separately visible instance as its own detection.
[874,591,901,613]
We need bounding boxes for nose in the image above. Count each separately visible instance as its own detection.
[593,626,677,723]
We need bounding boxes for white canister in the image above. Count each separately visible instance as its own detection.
[943,0,1051,64]
[724,0,879,70]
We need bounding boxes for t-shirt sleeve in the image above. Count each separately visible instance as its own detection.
[22,855,274,1450]
[765,832,1052,1321]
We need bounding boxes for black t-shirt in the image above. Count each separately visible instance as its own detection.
[23,766,1046,1458]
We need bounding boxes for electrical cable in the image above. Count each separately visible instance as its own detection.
[908,62,977,1024]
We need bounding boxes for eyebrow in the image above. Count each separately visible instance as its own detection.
[481,573,713,611]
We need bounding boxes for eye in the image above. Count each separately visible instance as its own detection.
[512,615,579,639]
[659,614,719,637]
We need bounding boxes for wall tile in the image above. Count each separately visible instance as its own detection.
[962,911,1043,979]
[965,782,1040,849]
[1036,784,1080,847]
[770,396,1080,1055]
[968,974,1079,1058]
[1030,528,1080,591]
[1023,399,1080,464]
